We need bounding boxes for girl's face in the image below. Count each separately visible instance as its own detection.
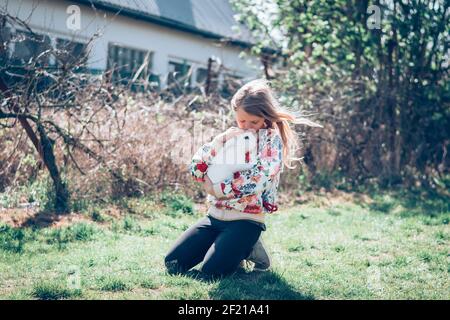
[235,107,266,131]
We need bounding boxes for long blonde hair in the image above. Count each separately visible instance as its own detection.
[231,79,322,168]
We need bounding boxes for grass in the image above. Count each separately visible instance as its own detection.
[32,281,82,300]
[0,191,448,300]
[0,224,28,253]
[160,192,195,215]
[97,276,130,292]
[44,223,100,250]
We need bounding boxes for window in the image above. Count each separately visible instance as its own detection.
[2,30,90,91]
[0,26,12,62]
[11,30,52,66]
[3,30,53,89]
[55,38,87,68]
[194,65,219,93]
[167,60,192,93]
[107,43,157,90]
[196,67,208,84]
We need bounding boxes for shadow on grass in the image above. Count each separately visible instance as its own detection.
[19,210,63,229]
[183,269,314,300]
[355,188,449,221]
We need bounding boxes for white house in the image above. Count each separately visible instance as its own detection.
[0,0,266,90]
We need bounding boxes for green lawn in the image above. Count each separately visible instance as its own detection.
[0,192,449,300]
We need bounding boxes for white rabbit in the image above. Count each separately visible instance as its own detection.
[207,131,258,184]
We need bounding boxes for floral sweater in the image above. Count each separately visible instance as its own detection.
[191,127,283,221]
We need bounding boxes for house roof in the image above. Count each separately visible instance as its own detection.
[72,0,256,48]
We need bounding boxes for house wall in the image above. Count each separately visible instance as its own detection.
[1,0,262,87]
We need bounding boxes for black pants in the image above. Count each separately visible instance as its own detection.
[164,215,264,277]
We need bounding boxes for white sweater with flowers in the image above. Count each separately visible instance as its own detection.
[190,127,283,223]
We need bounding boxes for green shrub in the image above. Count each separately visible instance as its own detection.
[310,171,342,191]
[90,208,106,222]
[0,224,27,253]
[110,216,142,234]
[123,215,140,232]
[71,223,97,241]
[0,176,55,209]
[46,223,98,249]
[160,192,194,215]
[71,198,92,213]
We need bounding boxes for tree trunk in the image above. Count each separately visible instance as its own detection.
[0,77,70,213]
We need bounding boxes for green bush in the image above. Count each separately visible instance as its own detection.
[110,215,142,235]
[70,198,92,213]
[71,223,97,241]
[0,177,53,209]
[90,208,106,222]
[310,171,336,191]
[0,224,27,253]
[123,215,141,232]
[46,223,98,249]
[160,192,194,215]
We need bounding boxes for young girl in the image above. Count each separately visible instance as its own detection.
[164,79,321,277]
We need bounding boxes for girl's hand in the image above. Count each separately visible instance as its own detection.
[204,175,227,199]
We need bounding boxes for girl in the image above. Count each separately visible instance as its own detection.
[164,79,321,277]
